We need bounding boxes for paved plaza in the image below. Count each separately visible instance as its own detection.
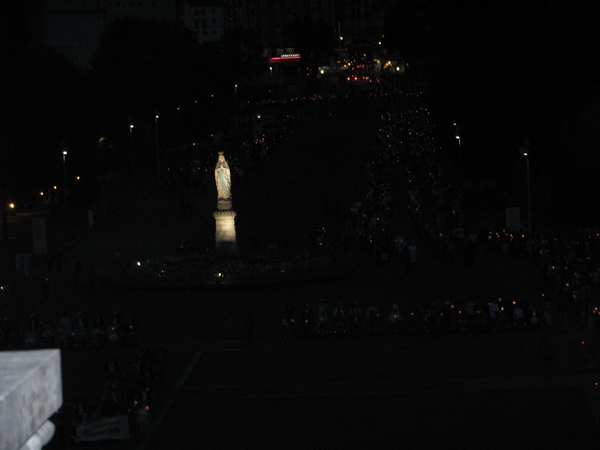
[4,96,600,449]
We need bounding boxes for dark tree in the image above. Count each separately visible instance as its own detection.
[91,17,210,152]
[384,1,599,224]
[383,0,434,65]
[1,2,92,202]
[288,16,335,88]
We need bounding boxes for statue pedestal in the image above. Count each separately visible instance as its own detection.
[217,200,232,211]
[213,210,237,258]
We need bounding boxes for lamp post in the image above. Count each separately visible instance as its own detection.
[523,149,531,234]
[234,84,238,136]
[269,66,273,99]
[62,149,68,222]
[154,113,160,181]
[453,122,462,182]
[97,137,108,217]
[129,122,134,185]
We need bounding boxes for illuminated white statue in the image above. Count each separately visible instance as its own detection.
[215,152,232,204]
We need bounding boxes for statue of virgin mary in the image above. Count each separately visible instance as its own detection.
[215,152,232,204]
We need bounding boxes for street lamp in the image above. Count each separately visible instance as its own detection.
[154,113,160,181]
[269,66,273,99]
[129,122,134,185]
[62,149,68,221]
[453,122,462,181]
[97,137,108,216]
[522,149,531,234]
[234,84,238,135]
[62,150,67,174]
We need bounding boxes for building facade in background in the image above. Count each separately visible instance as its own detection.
[26,0,391,70]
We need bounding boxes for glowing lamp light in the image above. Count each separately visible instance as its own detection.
[137,261,141,266]
[8,202,15,209]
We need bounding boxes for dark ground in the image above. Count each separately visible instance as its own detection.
[3,95,600,449]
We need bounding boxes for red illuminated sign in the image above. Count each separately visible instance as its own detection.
[269,54,302,64]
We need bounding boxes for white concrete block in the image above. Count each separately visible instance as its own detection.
[0,350,62,450]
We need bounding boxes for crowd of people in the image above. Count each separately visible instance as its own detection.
[0,306,139,351]
[54,344,168,444]
[0,291,167,442]
[344,85,600,337]
[391,102,600,334]
[282,294,554,340]
[4,83,600,446]
[98,345,167,430]
[166,102,303,196]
